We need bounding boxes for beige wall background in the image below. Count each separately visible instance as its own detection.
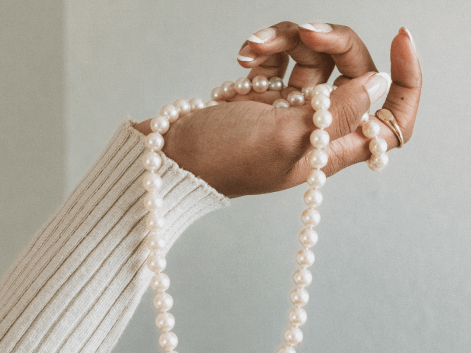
[2,0,471,352]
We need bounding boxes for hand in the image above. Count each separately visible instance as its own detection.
[134,22,422,198]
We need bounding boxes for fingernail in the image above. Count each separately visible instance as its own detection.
[248,27,276,44]
[365,72,391,105]
[237,45,255,62]
[402,27,417,54]
[300,22,332,33]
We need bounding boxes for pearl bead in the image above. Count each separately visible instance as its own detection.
[288,306,307,326]
[369,137,388,155]
[173,99,191,117]
[153,292,174,312]
[145,132,164,152]
[287,91,305,106]
[151,273,170,292]
[142,172,163,192]
[189,98,205,111]
[205,100,218,107]
[313,109,332,129]
[252,75,269,93]
[362,120,381,138]
[360,112,370,125]
[143,193,163,212]
[310,129,330,148]
[302,86,315,100]
[221,81,236,99]
[142,151,162,172]
[323,83,334,93]
[284,327,303,346]
[150,115,170,134]
[159,332,178,350]
[307,169,326,189]
[147,253,167,273]
[303,188,323,208]
[313,84,330,97]
[298,228,318,248]
[301,208,320,227]
[278,345,296,353]
[234,77,252,95]
[146,233,166,251]
[290,287,309,307]
[268,77,284,91]
[146,212,164,230]
[156,312,175,332]
[159,105,179,123]
[296,249,315,268]
[367,153,389,171]
[293,268,312,286]
[211,86,224,101]
[311,93,331,111]
[273,99,290,108]
[308,149,328,169]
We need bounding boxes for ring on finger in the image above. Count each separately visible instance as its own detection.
[375,108,404,148]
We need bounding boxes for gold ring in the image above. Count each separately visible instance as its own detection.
[375,109,404,148]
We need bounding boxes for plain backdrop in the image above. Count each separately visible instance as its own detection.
[1,0,470,352]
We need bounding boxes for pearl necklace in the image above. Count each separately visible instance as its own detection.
[141,75,389,353]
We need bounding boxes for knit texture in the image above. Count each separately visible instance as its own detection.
[0,119,230,352]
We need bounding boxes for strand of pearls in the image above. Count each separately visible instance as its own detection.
[360,112,389,171]
[142,75,384,353]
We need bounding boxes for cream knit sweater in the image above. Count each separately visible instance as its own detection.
[0,120,230,352]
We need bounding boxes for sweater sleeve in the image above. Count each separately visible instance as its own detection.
[0,119,230,353]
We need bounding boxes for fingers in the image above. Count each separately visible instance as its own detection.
[299,22,378,78]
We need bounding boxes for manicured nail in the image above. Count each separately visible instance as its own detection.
[300,22,333,33]
[402,27,417,54]
[248,27,276,44]
[365,72,391,105]
[237,45,255,62]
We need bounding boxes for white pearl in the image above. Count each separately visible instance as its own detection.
[313,84,330,97]
[288,306,307,326]
[287,91,305,106]
[234,77,252,95]
[308,149,328,169]
[360,112,370,125]
[299,228,318,248]
[147,253,167,273]
[153,292,174,312]
[159,331,178,350]
[301,208,320,227]
[146,212,164,230]
[145,133,164,152]
[311,93,331,111]
[142,151,162,172]
[146,233,166,251]
[307,169,326,189]
[252,75,269,93]
[362,120,381,138]
[159,105,179,123]
[310,128,330,148]
[273,99,290,108]
[268,77,284,91]
[173,99,191,117]
[290,287,309,307]
[189,98,205,111]
[150,115,170,134]
[156,312,175,332]
[303,188,323,208]
[293,268,313,286]
[302,86,315,100]
[296,249,315,268]
[284,327,303,346]
[151,273,170,292]
[369,137,388,155]
[323,83,334,92]
[221,81,237,99]
[205,100,219,107]
[277,345,296,353]
[142,173,162,192]
[143,192,163,212]
[313,109,332,129]
[211,87,224,101]
[367,153,389,171]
